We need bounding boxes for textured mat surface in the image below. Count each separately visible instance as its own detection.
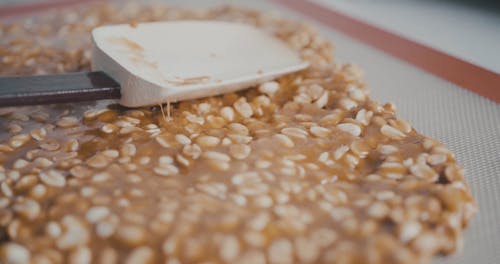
[242,1,500,263]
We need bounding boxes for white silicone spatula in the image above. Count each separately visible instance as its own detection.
[0,21,308,107]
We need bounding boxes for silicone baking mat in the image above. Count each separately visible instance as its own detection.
[1,0,499,263]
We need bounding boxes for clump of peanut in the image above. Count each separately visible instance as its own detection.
[0,2,475,264]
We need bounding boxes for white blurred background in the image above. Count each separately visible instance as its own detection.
[312,0,500,73]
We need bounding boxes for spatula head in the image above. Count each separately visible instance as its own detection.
[91,21,308,107]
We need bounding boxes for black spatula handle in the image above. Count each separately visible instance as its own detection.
[0,71,121,107]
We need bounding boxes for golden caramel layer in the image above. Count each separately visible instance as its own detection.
[0,3,475,264]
